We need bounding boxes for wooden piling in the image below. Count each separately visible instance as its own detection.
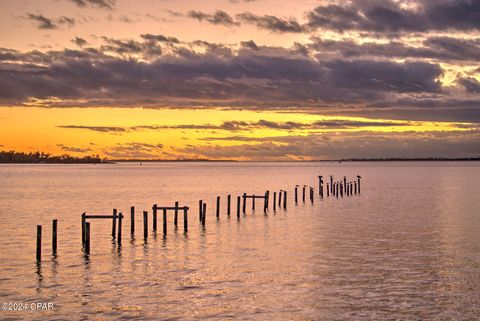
[278,190,282,207]
[202,203,206,226]
[227,194,231,216]
[81,212,86,245]
[310,188,314,203]
[153,206,157,233]
[283,191,287,209]
[302,186,306,202]
[174,201,179,227]
[330,175,333,193]
[163,208,167,235]
[36,225,42,261]
[343,176,347,194]
[183,207,188,232]
[336,182,339,198]
[340,183,343,197]
[237,196,241,218]
[112,208,117,238]
[85,222,90,254]
[118,212,122,244]
[264,191,268,213]
[143,211,148,240]
[216,196,220,218]
[199,200,203,221]
[354,181,357,194]
[357,175,361,193]
[252,195,255,211]
[326,183,330,197]
[273,192,277,211]
[318,176,323,197]
[295,186,298,203]
[52,219,57,254]
[242,193,246,213]
[130,206,135,235]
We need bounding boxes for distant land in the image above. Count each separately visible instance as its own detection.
[1,150,479,164]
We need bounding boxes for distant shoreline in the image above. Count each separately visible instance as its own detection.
[1,151,478,163]
[1,158,479,164]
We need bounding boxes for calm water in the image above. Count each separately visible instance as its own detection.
[0,161,479,320]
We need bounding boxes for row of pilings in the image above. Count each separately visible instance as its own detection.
[35,175,362,261]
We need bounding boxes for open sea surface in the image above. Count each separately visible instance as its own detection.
[0,161,479,320]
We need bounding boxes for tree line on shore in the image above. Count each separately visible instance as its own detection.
[0,150,108,163]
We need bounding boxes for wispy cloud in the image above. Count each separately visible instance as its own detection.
[26,14,75,29]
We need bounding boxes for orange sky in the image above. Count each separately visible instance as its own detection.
[0,0,479,160]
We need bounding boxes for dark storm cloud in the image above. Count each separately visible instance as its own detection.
[459,77,480,93]
[236,12,305,33]
[187,10,239,27]
[182,131,480,160]
[57,119,409,135]
[0,33,478,122]
[309,36,480,62]
[306,0,480,33]
[0,45,445,107]
[66,0,115,10]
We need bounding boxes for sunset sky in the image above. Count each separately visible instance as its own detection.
[0,0,479,160]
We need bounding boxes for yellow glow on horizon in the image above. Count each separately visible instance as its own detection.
[0,106,475,160]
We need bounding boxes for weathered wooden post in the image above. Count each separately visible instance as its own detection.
[174,201,179,227]
[283,191,287,209]
[199,200,203,221]
[330,175,333,193]
[202,203,206,226]
[340,183,343,197]
[85,222,90,254]
[273,192,277,211]
[302,185,306,202]
[112,208,117,238]
[264,191,268,213]
[326,183,330,197]
[237,196,241,218]
[295,186,298,203]
[265,191,269,208]
[163,208,167,235]
[216,196,220,218]
[130,206,135,236]
[310,187,314,203]
[52,219,57,255]
[36,225,42,261]
[153,205,157,233]
[81,212,86,245]
[183,207,188,232]
[336,182,339,198]
[252,194,255,211]
[143,211,148,240]
[278,190,282,207]
[227,194,231,216]
[357,175,361,193]
[318,176,323,197]
[242,193,246,213]
[354,181,357,194]
[343,176,347,194]
[118,212,123,244]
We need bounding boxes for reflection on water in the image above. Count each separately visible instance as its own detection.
[0,161,480,320]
